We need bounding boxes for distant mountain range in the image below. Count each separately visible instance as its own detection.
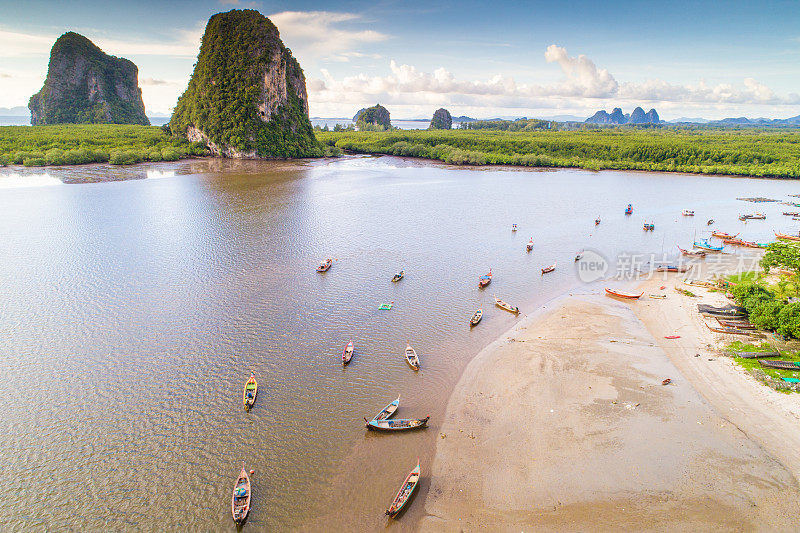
[585,107,660,125]
[0,106,30,116]
[708,115,800,126]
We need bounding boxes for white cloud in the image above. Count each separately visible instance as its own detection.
[269,11,388,62]
[308,45,800,116]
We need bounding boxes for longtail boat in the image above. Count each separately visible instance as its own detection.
[231,464,251,525]
[575,252,584,262]
[526,239,533,252]
[541,262,556,274]
[682,209,695,216]
[707,219,714,225]
[783,212,800,216]
[405,344,420,370]
[693,239,723,252]
[494,296,520,314]
[316,258,333,272]
[716,317,754,328]
[478,269,492,288]
[706,322,752,335]
[365,416,430,432]
[711,231,738,239]
[722,238,745,245]
[391,270,404,282]
[759,359,800,370]
[655,265,689,273]
[678,246,706,257]
[243,374,257,409]
[734,351,779,359]
[373,396,400,421]
[469,309,483,326]
[605,288,643,299]
[643,222,654,231]
[342,340,354,365]
[386,461,421,517]
[625,204,633,215]
[512,224,517,232]
[739,240,765,249]
[739,213,766,220]
[774,232,800,241]
[649,294,667,299]
[697,303,746,315]
[595,218,601,225]
[379,302,394,310]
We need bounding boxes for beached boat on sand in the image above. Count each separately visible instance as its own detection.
[386,461,421,517]
[405,344,420,370]
[775,232,800,241]
[706,322,753,335]
[693,239,723,251]
[678,246,706,257]
[494,296,520,314]
[605,288,644,299]
[758,359,800,370]
[711,231,738,239]
[655,265,689,273]
[342,340,354,365]
[470,309,483,326]
[373,396,400,421]
[243,374,257,409]
[365,416,430,432]
[231,464,251,524]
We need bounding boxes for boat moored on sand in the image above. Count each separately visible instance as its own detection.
[365,416,430,432]
[494,296,520,314]
[386,461,421,517]
[605,288,644,299]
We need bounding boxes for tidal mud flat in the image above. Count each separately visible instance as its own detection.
[421,292,800,531]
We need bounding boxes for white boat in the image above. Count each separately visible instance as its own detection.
[494,296,520,314]
[682,209,695,216]
[405,344,420,370]
[526,238,533,252]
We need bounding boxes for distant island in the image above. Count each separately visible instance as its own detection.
[28,32,149,126]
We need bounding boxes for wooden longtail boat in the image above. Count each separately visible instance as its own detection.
[365,416,430,432]
[541,262,556,274]
[526,239,534,252]
[759,359,800,370]
[379,302,394,310]
[512,224,518,232]
[231,464,251,525]
[605,288,643,299]
[682,209,695,216]
[735,351,779,359]
[575,252,584,262]
[784,212,800,216]
[697,303,746,315]
[655,265,689,273]
[739,213,766,220]
[342,340,354,365]
[405,344,420,370]
[470,309,483,326]
[711,231,738,239]
[706,322,752,335]
[386,461,421,517]
[678,246,706,257]
[662,378,672,385]
[625,204,633,215]
[643,223,654,231]
[373,396,400,421]
[243,374,257,409]
[478,270,492,288]
[494,296,520,314]
[707,219,714,225]
[391,270,404,282]
[316,258,332,272]
[722,238,745,245]
[649,294,667,299]
[775,232,800,241]
[595,218,601,225]
[715,317,754,329]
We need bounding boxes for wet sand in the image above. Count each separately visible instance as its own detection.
[420,288,800,531]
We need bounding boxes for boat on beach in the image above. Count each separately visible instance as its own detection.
[373,396,400,421]
[541,262,556,274]
[470,308,483,326]
[711,231,738,239]
[649,294,667,299]
[386,460,421,517]
[682,209,695,216]
[365,416,430,432]
[405,344,420,370]
[494,296,520,314]
[706,322,753,335]
[243,374,257,409]
[342,340,354,365]
[316,258,332,272]
[678,246,706,257]
[391,270,404,282]
[655,265,689,273]
[716,317,754,329]
[758,359,800,370]
[231,464,251,525]
[605,288,644,299]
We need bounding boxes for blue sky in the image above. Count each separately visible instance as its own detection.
[0,0,798,119]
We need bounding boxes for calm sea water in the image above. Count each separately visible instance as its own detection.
[0,155,796,530]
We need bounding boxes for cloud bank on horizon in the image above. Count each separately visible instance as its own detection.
[0,1,798,120]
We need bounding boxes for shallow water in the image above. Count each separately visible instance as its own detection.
[0,155,796,530]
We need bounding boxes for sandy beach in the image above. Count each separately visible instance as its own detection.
[420,277,800,531]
